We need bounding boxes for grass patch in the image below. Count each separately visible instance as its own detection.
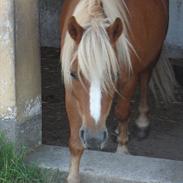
[0,133,45,183]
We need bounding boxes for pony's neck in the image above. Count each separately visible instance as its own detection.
[73,0,105,26]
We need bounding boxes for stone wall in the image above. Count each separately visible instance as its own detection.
[166,0,183,57]
[0,0,41,150]
[0,0,16,120]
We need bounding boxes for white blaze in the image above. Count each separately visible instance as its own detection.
[89,79,102,124]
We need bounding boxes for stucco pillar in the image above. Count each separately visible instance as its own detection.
[0,0,41,150]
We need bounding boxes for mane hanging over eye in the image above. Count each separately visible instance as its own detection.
[76,19,124,93]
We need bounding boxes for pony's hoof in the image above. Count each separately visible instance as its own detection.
[67,176,80,183]
[135,125,150,140]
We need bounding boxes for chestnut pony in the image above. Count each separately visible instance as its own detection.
[61,0,175,182]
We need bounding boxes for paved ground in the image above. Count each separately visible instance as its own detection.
[41,47,183,161]
[26,145,183,183]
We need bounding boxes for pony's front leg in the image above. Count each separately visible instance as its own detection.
[67,136,84,183]
[115,99,130,154]
[115,77,138,154]
[66,93,84,183]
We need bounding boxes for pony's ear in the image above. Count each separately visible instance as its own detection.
[68,16,84,44]
[107,18,123,43]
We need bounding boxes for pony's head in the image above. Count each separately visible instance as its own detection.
[63,16,123,149]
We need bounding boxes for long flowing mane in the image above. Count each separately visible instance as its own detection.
[61,0,133,92]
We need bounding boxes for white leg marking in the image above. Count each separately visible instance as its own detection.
[89,80,101,124]
[135,114,150,128]
[67,157,80,183]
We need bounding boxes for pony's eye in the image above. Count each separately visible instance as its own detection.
[70,72,78,80]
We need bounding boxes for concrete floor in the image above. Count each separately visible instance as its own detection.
[41,47,183,161]
[26,145,183,183]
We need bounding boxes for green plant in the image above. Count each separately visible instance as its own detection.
[0,133,45,183]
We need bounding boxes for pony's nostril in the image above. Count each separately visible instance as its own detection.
[80,129,86,144]
[80,129,84,139]
[103,130,108,141]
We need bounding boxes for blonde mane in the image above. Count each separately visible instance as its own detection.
[61,0,133,92]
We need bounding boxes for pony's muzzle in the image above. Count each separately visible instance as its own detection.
[79,127,108,149]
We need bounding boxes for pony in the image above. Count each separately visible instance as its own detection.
[60,0,176,182]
